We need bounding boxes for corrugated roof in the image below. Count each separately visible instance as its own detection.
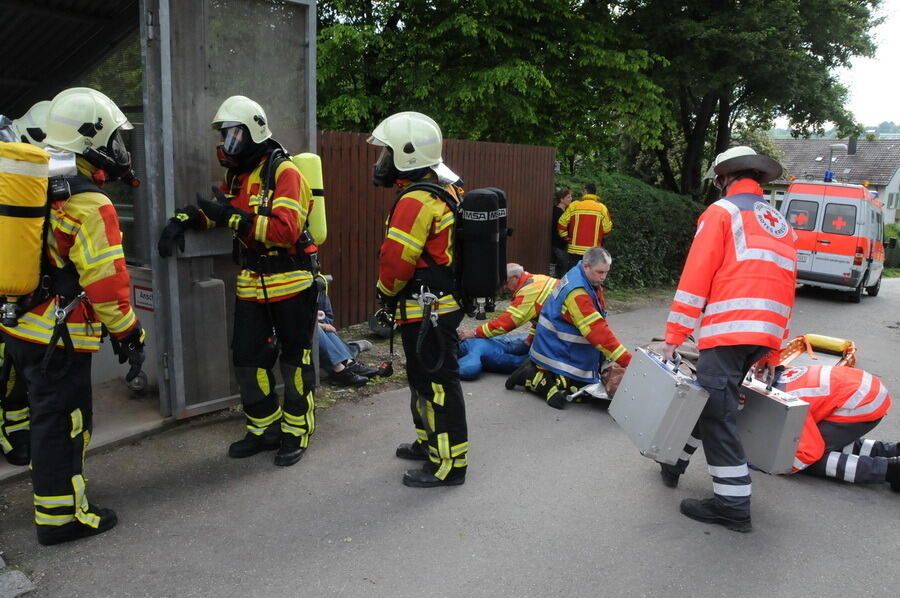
[772,138,900,186]
[0,0,139,116]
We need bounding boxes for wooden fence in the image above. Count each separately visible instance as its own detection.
[317,131,557,326]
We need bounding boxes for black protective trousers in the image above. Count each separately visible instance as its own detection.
[802,419,895,484]
[669,344,768,515]
[0,345,29,457]
[232,287,318,445]
[399,310,467,480]
[1,333,103,529]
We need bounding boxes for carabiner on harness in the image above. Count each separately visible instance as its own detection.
[41,291,87,380]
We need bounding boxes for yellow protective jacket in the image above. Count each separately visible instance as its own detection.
[0,159,139,351]
[557,194,613,255]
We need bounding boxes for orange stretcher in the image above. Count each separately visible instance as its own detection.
[780,334,857,368]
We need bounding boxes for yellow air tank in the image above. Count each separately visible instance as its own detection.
[292,152,327,244]
[0,142,49,298]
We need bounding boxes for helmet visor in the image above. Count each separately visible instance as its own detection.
[220,125,247,157]
[107,129,131,167]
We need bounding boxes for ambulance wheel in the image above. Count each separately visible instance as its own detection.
[866,274,881,297]
[848,280,863,303]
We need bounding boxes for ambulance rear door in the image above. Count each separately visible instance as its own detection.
[814,194,862,288]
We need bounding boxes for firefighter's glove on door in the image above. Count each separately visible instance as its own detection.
[196,187,253,235]
[157,205,205,258]
[117,327,146,383]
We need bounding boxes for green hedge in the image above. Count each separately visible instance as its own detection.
[557,173,703,289]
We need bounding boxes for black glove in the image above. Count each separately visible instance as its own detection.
[157,205,207,258]
[157,218,187,258]
[377,289,398,313]
[197,187,254,234]
[116,327,146,383]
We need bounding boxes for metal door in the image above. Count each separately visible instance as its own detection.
[140,0,316,418]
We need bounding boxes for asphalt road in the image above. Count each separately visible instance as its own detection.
[1,281,899,598]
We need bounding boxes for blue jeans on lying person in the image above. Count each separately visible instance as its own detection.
[459,334,530,381]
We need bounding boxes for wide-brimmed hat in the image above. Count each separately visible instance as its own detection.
[704,146,783,184]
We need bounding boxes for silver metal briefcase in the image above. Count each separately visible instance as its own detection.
[736,376,809,474]
[609,347,709,465]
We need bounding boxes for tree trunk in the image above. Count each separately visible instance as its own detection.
[678,90,719,199]
[705,94,733,204]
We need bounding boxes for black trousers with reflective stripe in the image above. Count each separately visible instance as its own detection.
[691,344,768,514]
[1,346,29,452]
[399,310,467,479]
[802,419,890,484]
[232,288,318,421]
[1,334,92,505]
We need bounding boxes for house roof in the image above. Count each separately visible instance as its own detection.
[771,138,900,187]
[0,1,139,116]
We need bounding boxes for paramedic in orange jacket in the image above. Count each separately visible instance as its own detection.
[458,264,556,344]
[775,365,899,490]
[157,96,316,468]
[557,182,613,269]
[659,146,797,533]
[369,111,468,488]
[0,88,145,545]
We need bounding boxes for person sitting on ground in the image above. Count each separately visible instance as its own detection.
[506,246,631,409]
[317,280,378,387]
[458,263,556,345]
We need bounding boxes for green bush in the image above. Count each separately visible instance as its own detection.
[556,173,703,289]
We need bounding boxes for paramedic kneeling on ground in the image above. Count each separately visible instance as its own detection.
[509,246,631,409]
[659,146,798,533]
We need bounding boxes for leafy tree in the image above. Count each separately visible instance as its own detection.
[317,0,668,161]
[617,0,882,199]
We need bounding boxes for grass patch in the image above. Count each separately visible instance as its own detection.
[882,268,900,278]
[604,285,674,303]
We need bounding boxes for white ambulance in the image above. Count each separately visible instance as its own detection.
[780,180,895,302]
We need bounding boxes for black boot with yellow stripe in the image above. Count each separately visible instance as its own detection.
[36,505,118,546]
[228,401,281,459]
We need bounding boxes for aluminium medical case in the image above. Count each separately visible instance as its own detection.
[609,347,708,465]
[736,376,810,474]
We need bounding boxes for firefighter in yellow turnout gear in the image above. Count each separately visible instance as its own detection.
[0,88,146,546]
[158,95,318,467]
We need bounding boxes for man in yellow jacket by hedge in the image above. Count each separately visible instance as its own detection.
[557,183,613,269]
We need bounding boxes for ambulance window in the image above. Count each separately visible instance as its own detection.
[786,200,818,231]
[822,203,856,235]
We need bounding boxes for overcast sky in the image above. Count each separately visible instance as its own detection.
[836,0,899,126]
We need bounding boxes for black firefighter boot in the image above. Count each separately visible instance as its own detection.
[505,359,537,390]
[274,433,305,467]
[3,431,30,466]
[402,463,465,488]
[680,498,752,533]
[395,441,429,461]
[659,462,681,488]
[886,457,900,492]
[37,506,118,546]
[228,426,280,459]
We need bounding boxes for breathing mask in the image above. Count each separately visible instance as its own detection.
[372,147,400,188]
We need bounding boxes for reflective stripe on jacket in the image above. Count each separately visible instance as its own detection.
[477,273,556,341]
[556,194,613,254]
[1,166,137,351]
[665,179,798,353]
[221,154,312,302]
[778,365,892,472]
